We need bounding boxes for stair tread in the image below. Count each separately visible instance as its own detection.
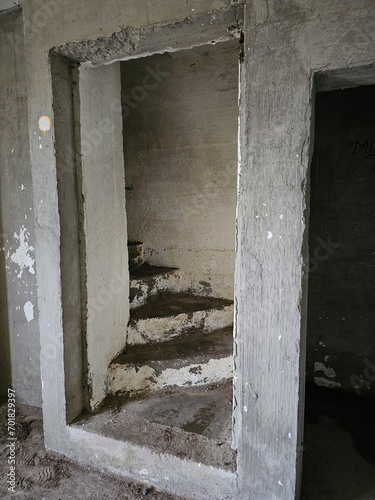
[112,326,233,365]
[129,293,233,322]
[130,263,179,280]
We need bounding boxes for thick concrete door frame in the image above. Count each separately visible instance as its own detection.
[79,63,130,412]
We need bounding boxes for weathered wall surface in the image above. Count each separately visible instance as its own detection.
[122,41,238,299]
[0,8,41,406]
[80,63,129,410]
[235,1,375,499]
[307,85,375,395]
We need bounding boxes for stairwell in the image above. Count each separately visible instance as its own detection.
[71,242,236,471]
[109,241,234,397]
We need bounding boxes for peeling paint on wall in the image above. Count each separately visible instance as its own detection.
[314,376,341,389]
[9,225,35,278]
[23,301,34,322]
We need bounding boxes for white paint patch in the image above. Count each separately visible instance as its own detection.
[10,226,35,278]
[38,115,51,134]
[314,377,342,389]
[278,481,283,486]
[314,362,336,378]
[324,367,336,378]
[267,231,273,239]
[23,301,34,322]
[140,469,148,475]
[243,406,248,412]
[279,214,284,219]
[314,362,326,372]
[20,184,25,191]
[288,433,292,438]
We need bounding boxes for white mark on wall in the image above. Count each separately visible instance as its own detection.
[243,405,248,412]
[280,214,284,219]
[267,231,273,239]
[314,361,336,378]
[38,115,51,135]
[278,481,283,486]
[140,469,148,475]
[20,184,25,191]
[314,377,342,389]
[9,226,35,278]
[23,301,34,322]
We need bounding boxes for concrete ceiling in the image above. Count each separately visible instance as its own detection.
[0,0,21,12]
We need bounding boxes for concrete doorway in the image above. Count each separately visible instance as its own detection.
[302,84,375,498]
[51,38,240,475]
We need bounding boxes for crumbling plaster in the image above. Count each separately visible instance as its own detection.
[0,8,41,407]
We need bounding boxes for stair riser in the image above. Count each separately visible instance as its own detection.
[127,304,234,345]
[130,270,182,309]
[109,356,233,395]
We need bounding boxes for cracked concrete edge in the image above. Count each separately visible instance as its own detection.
[64,425,237,500]
[50,3,244,64]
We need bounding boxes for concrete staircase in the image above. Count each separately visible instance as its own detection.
[108,242,234,396]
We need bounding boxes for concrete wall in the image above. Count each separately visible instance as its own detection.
[0,8,41,407]
[121,41,238,299]
[307,85,375,395]
[234,2,375,499]
[80,63,129,410]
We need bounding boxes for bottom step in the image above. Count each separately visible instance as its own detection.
[71,381,235,471]
[109,327,233,395]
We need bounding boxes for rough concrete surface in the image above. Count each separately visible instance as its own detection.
[0,8,41,406]
[127,293,233,345]
[0,401,186,500]
[80,62,129,411]
[122,41,238,300]
[72,382,236,472]
[109,327,233,395]
[130,265,182,310]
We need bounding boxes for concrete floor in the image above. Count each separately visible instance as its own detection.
[1,388,375,499]
[72,381,236,472]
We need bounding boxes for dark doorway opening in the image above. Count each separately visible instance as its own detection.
[302,85,375,499]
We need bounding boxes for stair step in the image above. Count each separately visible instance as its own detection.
[128,241,144,269]
[126,293,234,345]
[130,264,181,309]
[109,327,233,395]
